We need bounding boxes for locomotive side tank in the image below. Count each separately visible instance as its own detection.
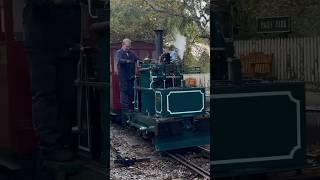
[111,30,210,151]
[130,62,209,151]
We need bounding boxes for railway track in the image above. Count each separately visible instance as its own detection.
[166,146,210,180]
[197,146,210,152]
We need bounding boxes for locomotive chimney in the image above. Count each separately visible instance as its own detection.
[154,29,164,62]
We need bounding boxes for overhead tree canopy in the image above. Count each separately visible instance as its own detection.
[110,0,159,42]
[110,0,210,73]
[139,0,210,39]
[110,0,209,42]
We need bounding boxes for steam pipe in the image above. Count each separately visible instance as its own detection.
[154,29,164,62]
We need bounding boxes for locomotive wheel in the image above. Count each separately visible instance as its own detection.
[136,129,152,140]
[136,128,142,137]
[141,130,151,140]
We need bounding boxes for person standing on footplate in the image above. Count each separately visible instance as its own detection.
[115,38,140,125]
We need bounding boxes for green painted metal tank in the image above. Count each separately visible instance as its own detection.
[127,62,210,151]
[212,82,306,175]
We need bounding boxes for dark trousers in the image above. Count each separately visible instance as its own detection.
[27,50,78,151]
[119,77,134,113]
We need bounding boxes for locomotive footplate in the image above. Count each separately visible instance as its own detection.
[128,113,210,151]
[154,119,209,151]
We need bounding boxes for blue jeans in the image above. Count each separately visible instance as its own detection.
[119,77,134,122]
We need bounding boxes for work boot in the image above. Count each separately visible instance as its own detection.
[118,112,128,126]
[120,116,128,127]
[42,148,75,162]
[121,120,128,127]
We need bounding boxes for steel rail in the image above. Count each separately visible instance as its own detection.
[166,152,210,180]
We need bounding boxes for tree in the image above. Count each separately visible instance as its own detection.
[136,0,210,72]
[110,0,209,42]
[110,0,210,72]
[110,0,160,42]
[139,0,210,39]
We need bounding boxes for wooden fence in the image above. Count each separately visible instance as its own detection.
[184,73,210,95]
[235,37,320,90]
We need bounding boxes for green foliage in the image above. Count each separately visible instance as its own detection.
[199,51,210,73]
[110,0,210,71]
[110,0,160,41]
[182,44,197,72]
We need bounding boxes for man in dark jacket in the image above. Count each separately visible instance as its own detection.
[23,0,81,161]
[115,39,139,124]
[160,45,171,64]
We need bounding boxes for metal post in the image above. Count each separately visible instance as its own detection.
[154,29,164,62]
[228,57,242,85]
[212,0,234,80]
